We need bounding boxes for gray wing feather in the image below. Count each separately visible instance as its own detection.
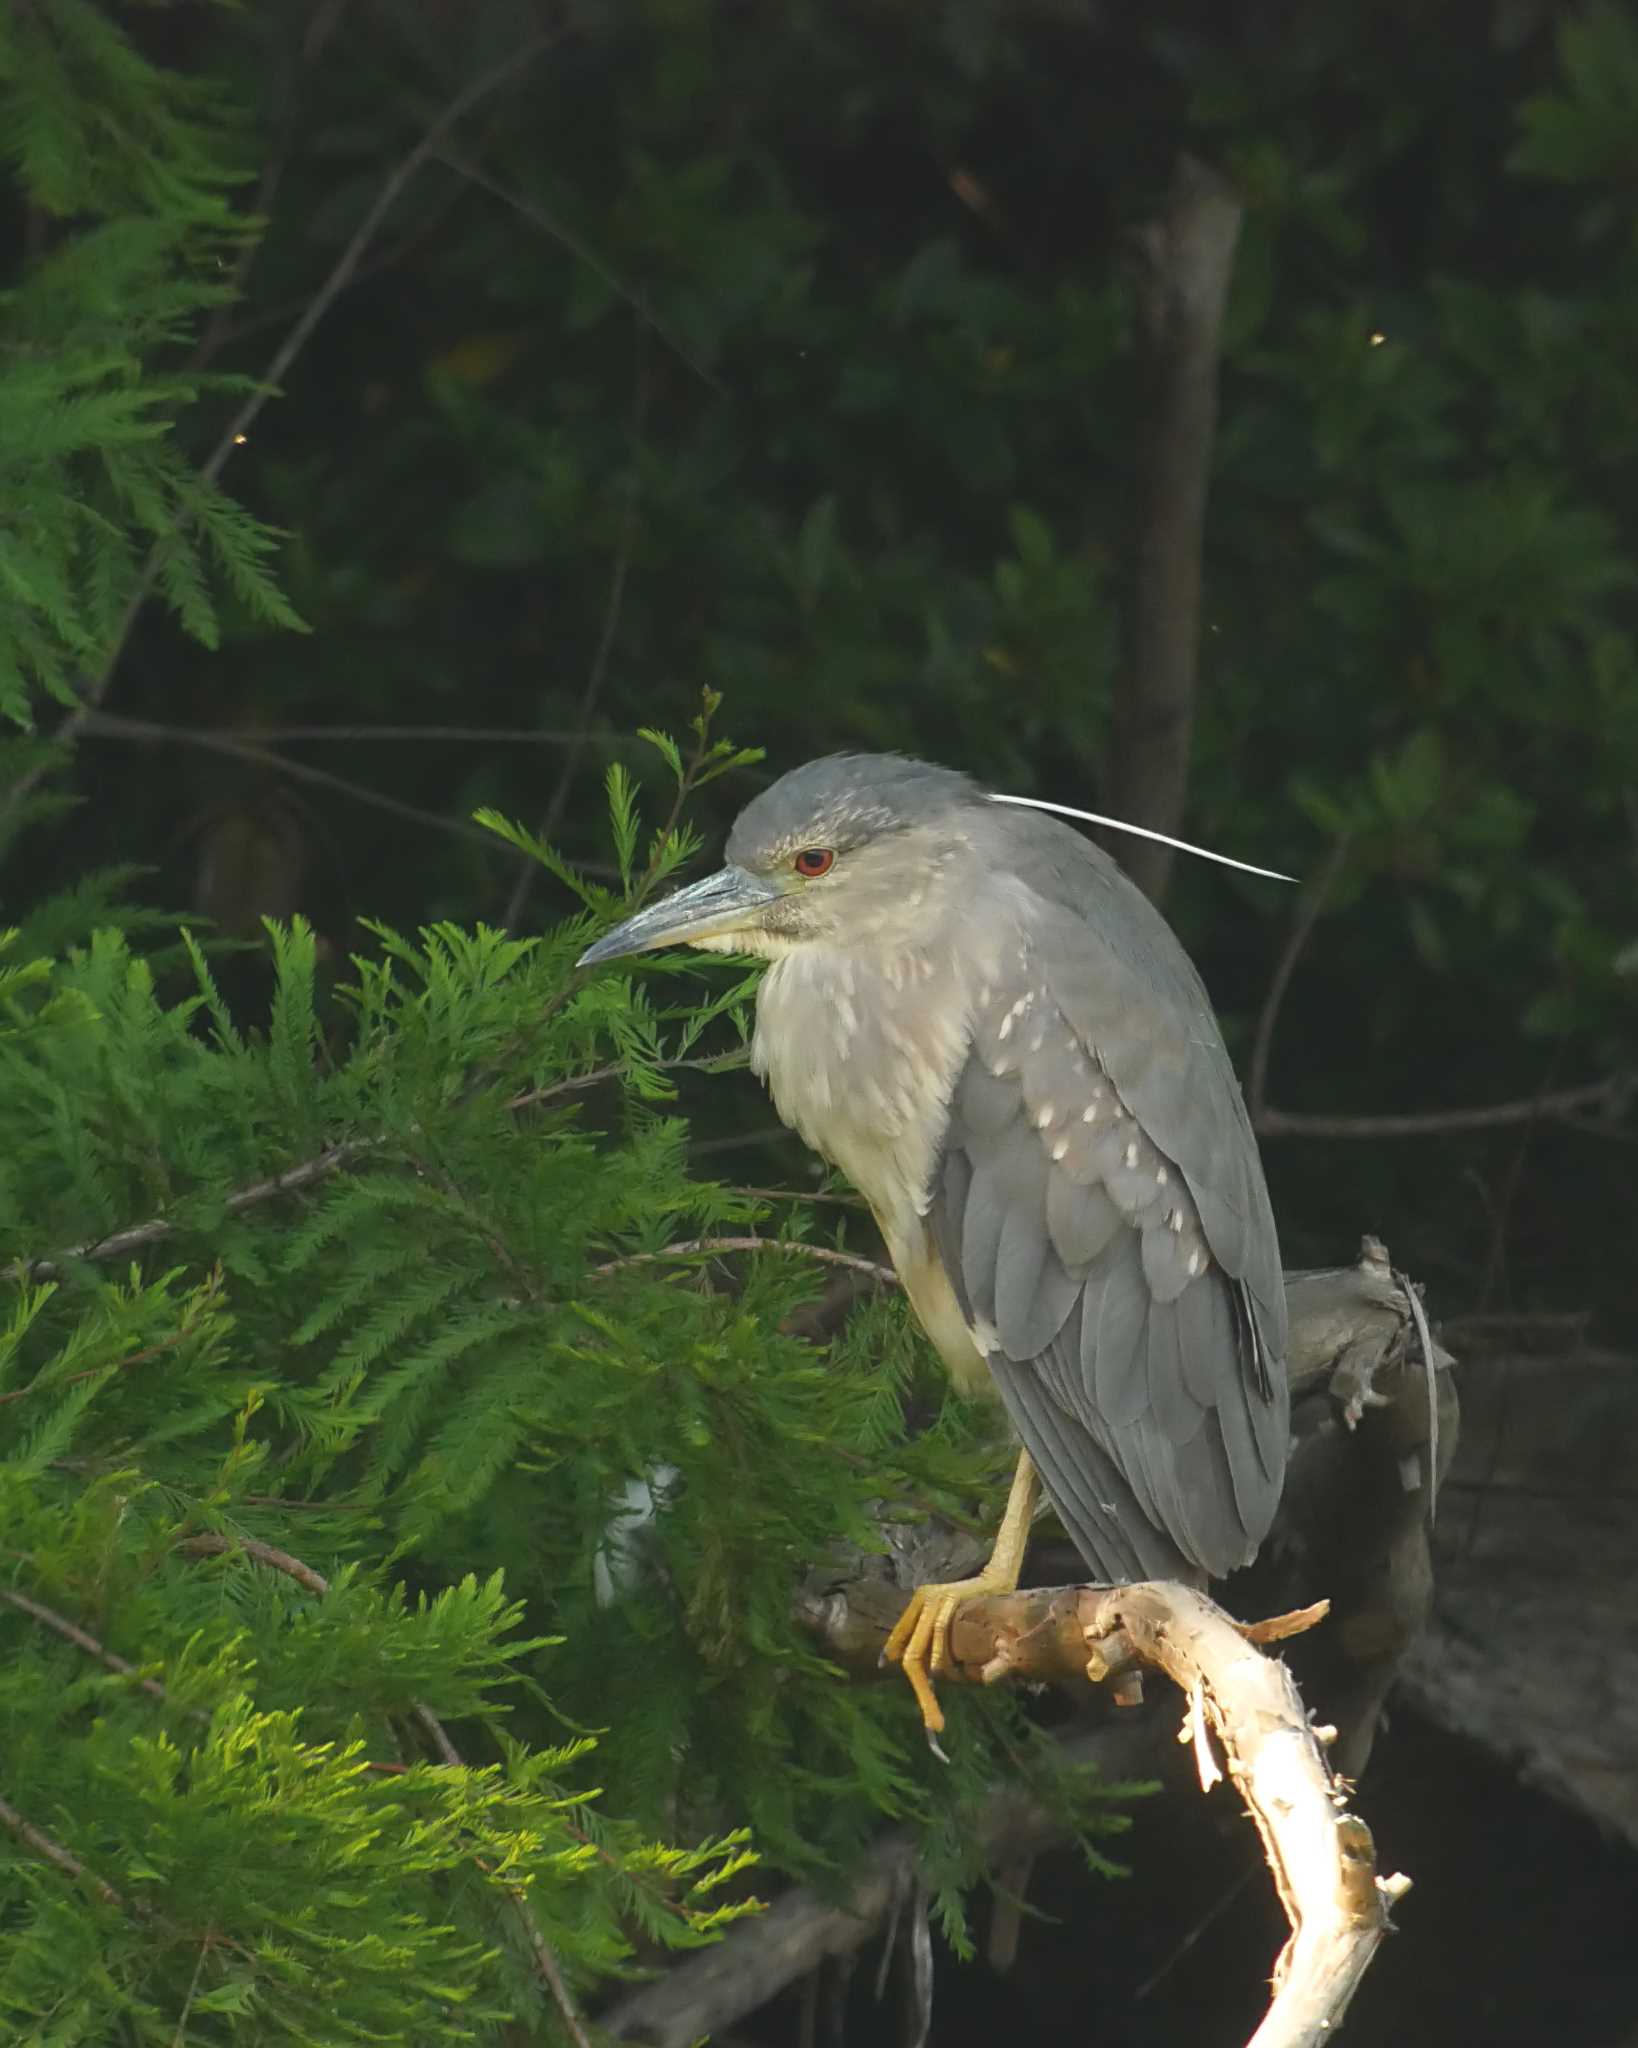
[1140,1216,1194,1304]
[1143,1300,1204,1449]
[959,1155,1008,1321]
[1175,1268,1234,1409]
[1046,1176,1123,1270]
[1090,1234,1150,1430]
[996,1194,1080,1359]
[988,1347,1182,1583]
[925,834,1289,1581]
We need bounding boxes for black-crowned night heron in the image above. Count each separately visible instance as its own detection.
[580,755,1288,1736]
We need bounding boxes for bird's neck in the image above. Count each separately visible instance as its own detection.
[751,938,975,1242]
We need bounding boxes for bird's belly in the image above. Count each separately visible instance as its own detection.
[883,1222,996,1403]
[752,946,991,1395]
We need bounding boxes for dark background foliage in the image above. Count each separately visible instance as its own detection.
[20,0,1638,1330]
[3,1,1636,2042]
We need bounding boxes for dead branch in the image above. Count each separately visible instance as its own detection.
[1247,835,1351,1127]
[0,1793,128,1909]
[1254,1072,1631,1141]
[10,1142,374,1283]
[79,713,505,851]
[10,1056,741,1284]
[179,1530,333,1597]
[801,1575,1325,1691]
[685,1235,1448,2048]
[0,1585,175,1709]
[589,1237,898,1287]
[1083,1584,1409,2048]
[613,1582,1401,2048]
[1106,153,1243,906]
[598,1720,1163,2046]
[0,1320,204,1407]
[1242,829,1630,1144]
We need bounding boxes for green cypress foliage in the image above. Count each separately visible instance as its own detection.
[0,0,301,730]
[0,753,1130,2040]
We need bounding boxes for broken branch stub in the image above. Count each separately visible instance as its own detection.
[1077,1583,1409,2048]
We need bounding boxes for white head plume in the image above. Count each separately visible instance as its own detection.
[987,792,1296,884]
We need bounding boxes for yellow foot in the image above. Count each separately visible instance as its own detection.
[883,1452,1040,1756]
[882,1569,1014,1749]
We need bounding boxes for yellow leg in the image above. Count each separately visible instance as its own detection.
[883,1450,1039,1744]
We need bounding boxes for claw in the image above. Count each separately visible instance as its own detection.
[881,1451,1041,1750]
[883,1570,1014,1740]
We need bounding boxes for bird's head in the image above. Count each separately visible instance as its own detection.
[576,754,981,967]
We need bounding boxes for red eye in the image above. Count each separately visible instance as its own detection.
[793,848,835,878]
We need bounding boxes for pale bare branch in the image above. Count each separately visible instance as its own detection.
[589,1236,899,1287]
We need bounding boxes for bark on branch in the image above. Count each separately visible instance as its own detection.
[599,1719,1162,2045]
[606,1240,1448,2044]
[608,1582,1405,2048]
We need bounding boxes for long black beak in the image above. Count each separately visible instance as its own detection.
[576,865,781,967]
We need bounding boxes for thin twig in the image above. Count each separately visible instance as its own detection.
[1131,1862,1259,2004]
[599,1720,1162,2045]
[1476,1057,1562,1312]
[170,1933,212,2047]
[516,1902,597,2048]
[505,1054,743,1116]
[0,1586,175,1708]
[12,1056,739,1285]
[505,341,650,932]
[0,1793,126,1907]
[189,0,354,372]
[435,149,727,398]
[200,170,472,359]
[78,713,505,852]
[228,725,602,745]
[1393,1268,1441,1524]
[1247,835,1350,1128]
[194,28,563,500]
[590,1237,898,1287]
[1,26,564,827]
[179,1532,331,1597]
[10,1140,374,1283]
[186,1540,593,2044]
[1254,1073,1631,1141]
[0,1325,198,1407]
